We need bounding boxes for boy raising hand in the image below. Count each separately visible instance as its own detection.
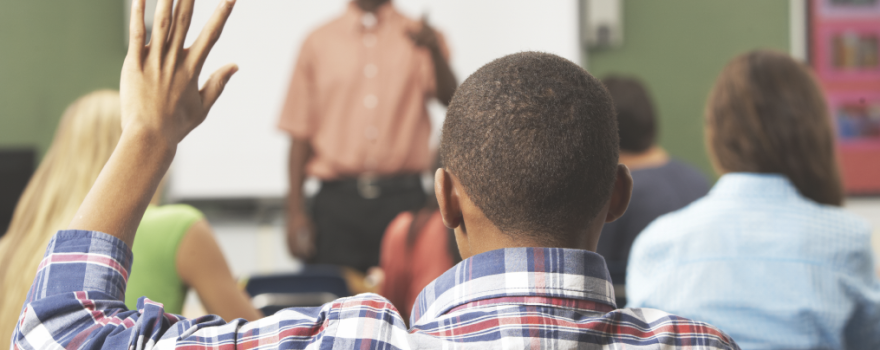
[11,1,739,349]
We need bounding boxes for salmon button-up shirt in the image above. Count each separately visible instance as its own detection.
[278,2,449,180]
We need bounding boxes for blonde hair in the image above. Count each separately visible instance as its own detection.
[0,90,121,346]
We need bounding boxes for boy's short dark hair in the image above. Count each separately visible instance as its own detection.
[440,52,618,245]
[601,76,657,153]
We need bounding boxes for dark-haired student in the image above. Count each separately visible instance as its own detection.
[627,50,880,350]
[10,2,739,348]
[596,76,709,297]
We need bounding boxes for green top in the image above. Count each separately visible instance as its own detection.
[124,204,203,314]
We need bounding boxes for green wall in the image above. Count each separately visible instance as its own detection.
[587,0,790,179]
[0,1,126,157]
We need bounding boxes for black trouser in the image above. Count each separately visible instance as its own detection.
[311,174,426,272]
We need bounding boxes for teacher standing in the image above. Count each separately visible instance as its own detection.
[278,0,456,272]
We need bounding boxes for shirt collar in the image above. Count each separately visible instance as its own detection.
[344,1,398,32]
[710,172,800,199]
[410,247,617,326]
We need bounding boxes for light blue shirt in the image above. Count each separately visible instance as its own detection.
[627,173,880,350]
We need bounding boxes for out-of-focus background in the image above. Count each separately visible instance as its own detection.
[1,0,878,312]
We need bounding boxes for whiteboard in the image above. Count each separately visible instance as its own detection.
[170,0,581,200]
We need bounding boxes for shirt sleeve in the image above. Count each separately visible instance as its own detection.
[624,219,658,308]
[13,230,412,350]
[278,36,318,140]
[842,231,880,350]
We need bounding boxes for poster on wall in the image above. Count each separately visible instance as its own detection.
[811,0,880,194]
[816,0,880,17]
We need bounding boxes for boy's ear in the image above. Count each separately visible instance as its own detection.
[605,164,633,223]
[434,168,464,230]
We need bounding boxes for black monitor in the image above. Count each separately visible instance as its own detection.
[0,149,35,237]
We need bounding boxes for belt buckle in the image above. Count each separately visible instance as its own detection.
[357,174,381,199]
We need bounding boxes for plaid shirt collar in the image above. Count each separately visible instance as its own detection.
[410,247,617,326]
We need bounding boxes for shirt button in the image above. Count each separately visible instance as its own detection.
[363,34,377,47]
[361,13,378,29]
[364,158,378,171]
[364,64,378,78]
[364,126,379,140]
[363,94,378,109]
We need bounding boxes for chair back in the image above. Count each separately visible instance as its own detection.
[244,265,351,315]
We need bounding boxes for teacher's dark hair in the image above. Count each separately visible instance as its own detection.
[706,50,843,206]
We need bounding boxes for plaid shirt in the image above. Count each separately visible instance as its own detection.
[12,230,740,349]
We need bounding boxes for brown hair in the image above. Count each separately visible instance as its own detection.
[706,50,843,206]
[602,75,657,153]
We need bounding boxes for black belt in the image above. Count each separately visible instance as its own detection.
[321,174,423,199]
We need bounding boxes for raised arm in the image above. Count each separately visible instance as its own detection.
[12,2,412,349]
[68,0,237,246]
[408,20,456,106]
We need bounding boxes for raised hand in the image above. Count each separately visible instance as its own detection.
[121,0,238,147]
[407,17,440,51]
[407,17,457,106]
[68,0,238,246]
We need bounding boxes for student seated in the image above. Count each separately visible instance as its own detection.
[0,90,260,347]
[596,76,709,293]
[11,2,739,349]
[626,50,880,350]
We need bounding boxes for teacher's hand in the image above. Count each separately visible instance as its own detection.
[408,18,440,52]
[287,210,316,260]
